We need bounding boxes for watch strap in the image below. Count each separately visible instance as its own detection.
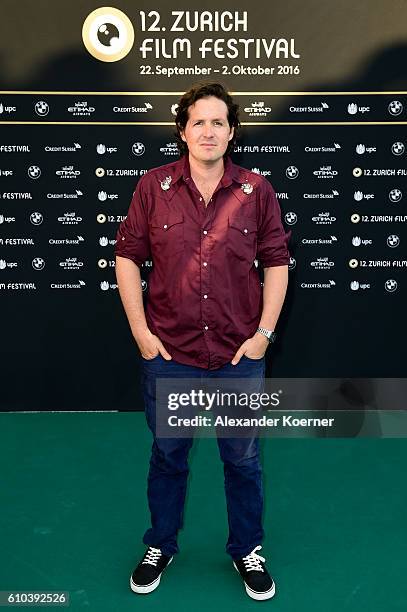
[257,327,277,344]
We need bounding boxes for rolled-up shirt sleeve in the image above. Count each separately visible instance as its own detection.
[114,175,151,267]
[256,179,291,267]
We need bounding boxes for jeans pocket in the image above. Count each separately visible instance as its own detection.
[241,354,265,361]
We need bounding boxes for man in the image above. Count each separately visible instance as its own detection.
[115,82,290,601]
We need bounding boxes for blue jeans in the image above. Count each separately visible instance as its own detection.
[140,353,266,561]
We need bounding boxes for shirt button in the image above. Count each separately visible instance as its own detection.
[163,224,168,229]
[199,197,202,201]
[203,262,207,266]
[203,294,208,299]
[204,325,209,330]
[121,236,125,240]
[244,228,248,233]
[203,230,208,235]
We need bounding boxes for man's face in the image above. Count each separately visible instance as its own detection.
[180,96,234,165]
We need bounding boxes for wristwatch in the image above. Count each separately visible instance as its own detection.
[256,327,277,344]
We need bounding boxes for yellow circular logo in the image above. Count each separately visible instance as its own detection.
[82,7,134,62]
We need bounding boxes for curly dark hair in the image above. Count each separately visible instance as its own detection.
[174,81,240,157]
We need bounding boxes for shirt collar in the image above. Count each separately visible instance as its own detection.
[220,155,241,187]
[170,156,188,184]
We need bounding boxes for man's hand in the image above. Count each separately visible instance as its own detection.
[231,332,269,365]
[134,328,172,360]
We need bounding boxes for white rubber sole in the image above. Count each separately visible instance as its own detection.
[233,562,276,601]
[130,556,173,594]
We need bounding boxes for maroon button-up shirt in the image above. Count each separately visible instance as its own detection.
[115,155,290,369]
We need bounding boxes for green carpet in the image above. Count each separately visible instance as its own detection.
[0,414,406,611]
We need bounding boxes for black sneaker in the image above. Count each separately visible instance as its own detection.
[233,545,276,601]
[130,546,173,594]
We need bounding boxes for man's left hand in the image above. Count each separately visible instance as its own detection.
[231,332,269,365]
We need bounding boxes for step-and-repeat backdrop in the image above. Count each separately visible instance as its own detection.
[1,1,406,411]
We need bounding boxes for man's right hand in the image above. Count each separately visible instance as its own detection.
[134,328,172,361]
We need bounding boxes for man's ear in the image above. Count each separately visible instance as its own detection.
[180,130,186,142]
[228,126,235,141]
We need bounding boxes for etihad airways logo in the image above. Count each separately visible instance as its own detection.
[313,165,338,179]
[310,257,335,270]
[57,212,83,225]
[56,165,81,179]
[67,102,95,116]
[59,257,84,270]
[311,212,336,225]
[160,142,178,156]
[243,102,272,117]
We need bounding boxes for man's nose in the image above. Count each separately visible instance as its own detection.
[202,123,214,137]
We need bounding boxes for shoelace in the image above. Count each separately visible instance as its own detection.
[142,546,162,566]
[242,545,266,572]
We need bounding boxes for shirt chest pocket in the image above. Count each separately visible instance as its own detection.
[150,211,184,257]
[227,215,258,264]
